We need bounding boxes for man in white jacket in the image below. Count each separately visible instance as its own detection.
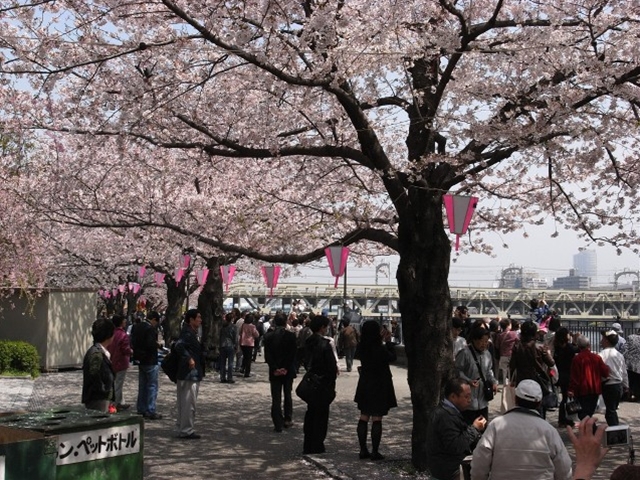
[470,380,572,480]
[599,330,629,426]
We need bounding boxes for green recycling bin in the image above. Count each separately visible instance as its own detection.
[0,425,57,480]
[0,406,144,480]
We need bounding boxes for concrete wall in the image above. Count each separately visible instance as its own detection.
[47,291,95,369]
[0,290,95,370]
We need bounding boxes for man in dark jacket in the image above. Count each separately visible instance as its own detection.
[426,377,485,480]
[175,309,204,439]
[302,315,338,455]
[130,311,162,419]
[264,312,298,432]
[82,318,116,412]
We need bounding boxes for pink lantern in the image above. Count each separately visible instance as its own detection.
[443,194,478,251]
[175,268,185,284]
[196,268,209,285]
[118,284,126,294]
[153,272,166,286]
[105,291,111,299]
[128,282,134,291]
[98,289,104,297]
[138,266,146,278]
[261,265,281,297]
[132,283,141,294]
[324,246,350,288]
[220,265,236,292]
[181,254,191,269]
[112,288,118,297]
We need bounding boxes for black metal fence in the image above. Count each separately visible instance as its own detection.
[355,317,639,349]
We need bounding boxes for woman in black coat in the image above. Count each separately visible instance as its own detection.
[354,320,397,460]
[553,327,578,427]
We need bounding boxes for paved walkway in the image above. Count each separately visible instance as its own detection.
[1,360,638,479]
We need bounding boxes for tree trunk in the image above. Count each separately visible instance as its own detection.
[165,276,187,341]
[396,188,454,471]
[198,256,225,367]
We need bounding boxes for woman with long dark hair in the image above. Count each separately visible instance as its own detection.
[354,320,397,460]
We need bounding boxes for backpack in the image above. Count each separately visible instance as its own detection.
[161,342,180,383]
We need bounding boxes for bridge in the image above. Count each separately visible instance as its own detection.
[225,282,640,323]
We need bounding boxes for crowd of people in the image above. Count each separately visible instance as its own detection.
[82,307,398,456]
[82,301,638,478]
[425,303,638,480]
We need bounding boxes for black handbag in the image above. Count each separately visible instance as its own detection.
[565,398,582,415]
[295,371,336,406]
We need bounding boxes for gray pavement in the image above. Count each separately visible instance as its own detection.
[1,359,639,479]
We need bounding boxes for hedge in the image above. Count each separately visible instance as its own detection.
[0,340,40,378]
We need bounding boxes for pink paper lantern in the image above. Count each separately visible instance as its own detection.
[118,284,126,294]
[153,272,166,286]
[128,282,134,292]
[181,254,191,269]
[175,268,185,284]
[443,194,478,251]
[220,265,236,292]
[138,266,146,278]
[196,268,209,285]
[105,291,111,299]
[132,283,141,294]
[261,265,281,297]
[324,246,350,288]
[112,288,118,297]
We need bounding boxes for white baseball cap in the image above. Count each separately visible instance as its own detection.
[612,322,622,331]
[515,379,543,403]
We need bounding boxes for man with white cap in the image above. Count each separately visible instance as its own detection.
[611,321,627,352]
[470,379,572,480]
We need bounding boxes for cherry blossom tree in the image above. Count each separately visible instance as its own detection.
[2,0,640,468]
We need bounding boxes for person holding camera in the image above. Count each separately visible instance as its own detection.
[471,379,572,480]
[455,325,497,425]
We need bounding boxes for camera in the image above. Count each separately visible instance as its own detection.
[603,424,630,447]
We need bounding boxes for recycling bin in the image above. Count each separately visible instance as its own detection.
[0,406,144,480]
[0,425,56,480]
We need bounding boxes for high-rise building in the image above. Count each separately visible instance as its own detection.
[573,250,597,283]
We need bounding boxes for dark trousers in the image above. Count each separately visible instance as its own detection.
[303,402,330,454]
[270,376,293,430]
[558,382,572,425]
[295,348,306,373]
[241,346,253,376]
[219,346,235,382]
[602,383,623,426]
[577,393,599,420]
[629,370,640,399]
[344,346,356,372]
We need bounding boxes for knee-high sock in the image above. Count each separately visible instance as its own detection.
[371,421,382,454]
[357,420,368,452]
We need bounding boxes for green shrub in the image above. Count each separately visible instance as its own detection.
[0,340,40,378]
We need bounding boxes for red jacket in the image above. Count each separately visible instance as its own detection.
[568,349,610,396]
[107,327,133,373]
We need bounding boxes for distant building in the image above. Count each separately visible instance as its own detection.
[499,265,549,289]
[553,269,591,290]
[573,250,597,283]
